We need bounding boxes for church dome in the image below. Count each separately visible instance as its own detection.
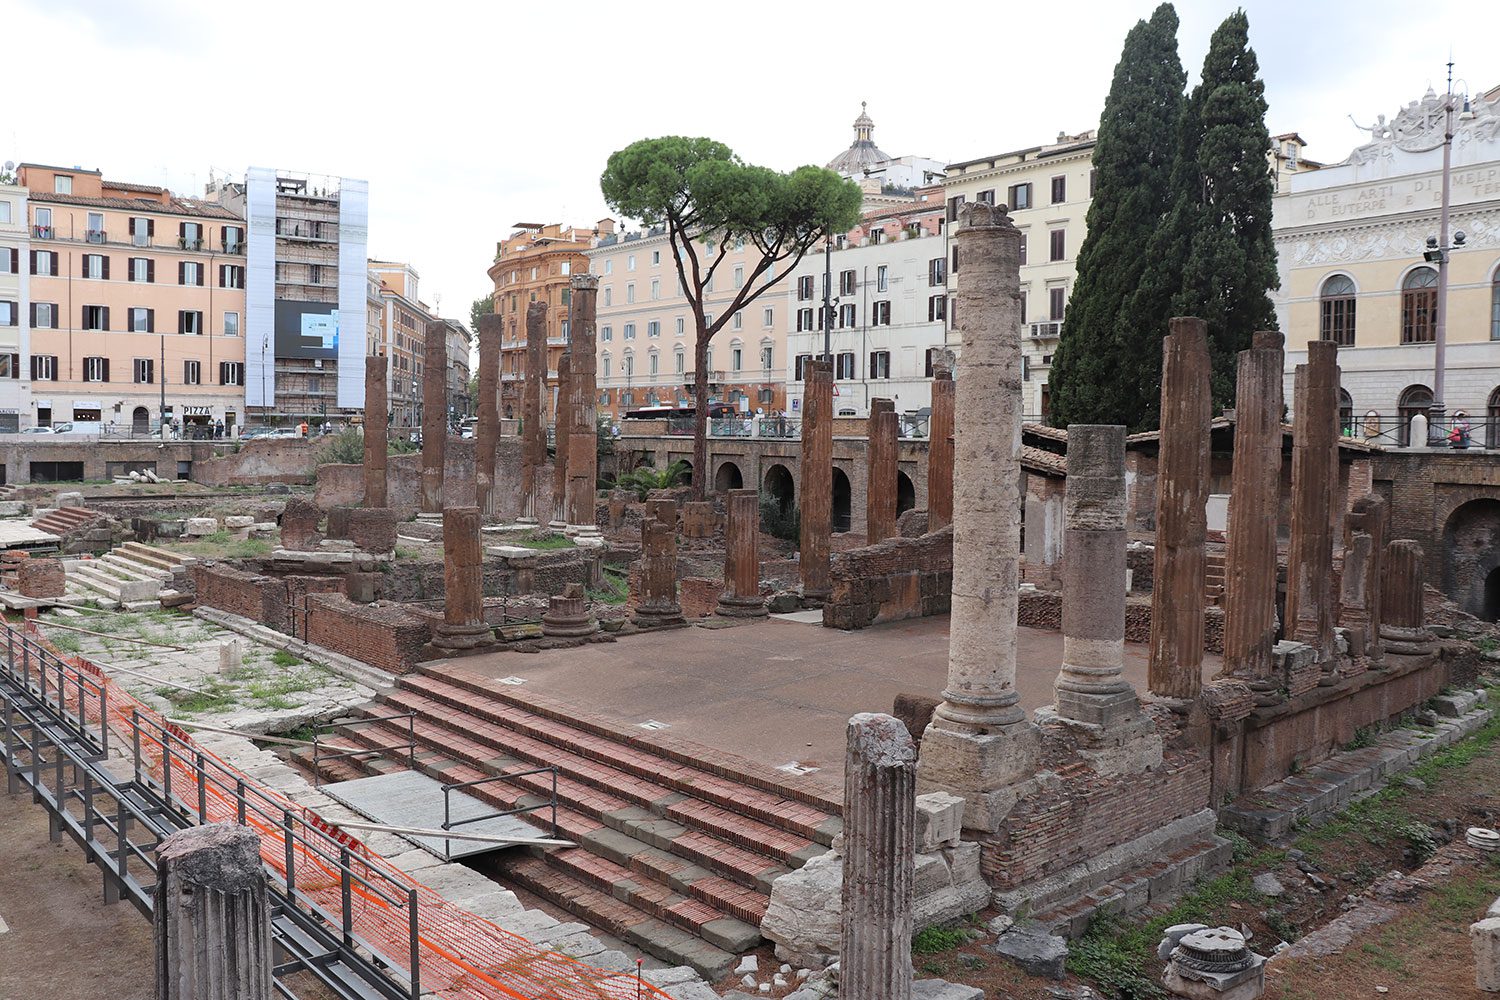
[826,102,891,177]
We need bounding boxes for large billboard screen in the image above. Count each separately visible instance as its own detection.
[274,300,340,359]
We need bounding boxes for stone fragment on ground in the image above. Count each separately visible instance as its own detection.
[1253,872,1286,898]
[988,921,1069,980]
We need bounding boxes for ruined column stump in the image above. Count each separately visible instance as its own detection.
[927,367,955,532]
[716,488,766,618]
[1148,317,1211,706]
[429,507,496,652]
[519,301,548,524]
[475,314,502,517]
[419,319,449,519]
[1285,341,1341,686]
[362,354,388,508]
[1343,494,1389,668]
[1380,539,1434,656]
[154,823,272,1000]
[550,351,572,531]
[866,398,899,544]
[542,582,598,639]
[800,359,834,606]
[633,505,685,629]
[840,713,916,1000]
[917,202,1039,833]
[565,275,601,536]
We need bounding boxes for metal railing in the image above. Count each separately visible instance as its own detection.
[1346,413,1499,450]
[441,766,559,862]
[311,711,417,787]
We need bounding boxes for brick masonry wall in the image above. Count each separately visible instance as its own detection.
[823,527,952,630]
[1016,590,1224,653]
[680,577,723,618]
[18,558,65,598]
[315,439,508,519]
[194,439,318,486]
[190,562,345,634]
[303,593,430,674]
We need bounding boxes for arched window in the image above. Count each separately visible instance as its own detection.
[1491,271,1500,341]
[1339,389,1354,435]
[1398,384,1432,447]
[1320,274,1357,346]
[1401,267,1438,344]
[1487,387,1500,450]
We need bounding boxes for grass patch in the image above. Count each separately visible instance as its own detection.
[49,632,82,653]
[1344,725,1378,750]
[587,570,629,606]
[514,532,574,550]
[225,538,272,559]
[154,680,237,717]
[912,924,970,955]
[270,649,301,668]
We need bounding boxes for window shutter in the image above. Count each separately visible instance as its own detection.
[179,222,186,240]
[128,258,136,282]
[178,261,185,285]
[29,251,35,276]
[102,359,110,382]
[30,356,37,380]
[50,252,57,273]
[147,309,155,334]
[30,303,37,327]
[220,226,227,248]
[147,259,155,283]
[102,254,110,280]
[196,265,203,287]
[147,219,155,238]
[178,311,185,335]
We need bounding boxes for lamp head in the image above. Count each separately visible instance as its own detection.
[1426,235,1439,249]
[1454,230,1467,246]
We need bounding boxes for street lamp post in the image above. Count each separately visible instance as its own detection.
[1425,61,1472,446]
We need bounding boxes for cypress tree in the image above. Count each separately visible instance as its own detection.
[1048,3,1185,430]
[1169,10,1280,413]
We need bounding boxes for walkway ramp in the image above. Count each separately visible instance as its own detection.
[320,770,545,860]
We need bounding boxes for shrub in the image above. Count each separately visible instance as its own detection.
[614,460,689,501]
[759,493,799,541]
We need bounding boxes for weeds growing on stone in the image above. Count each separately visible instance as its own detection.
[912,923,971,955]
[270,649,300,668]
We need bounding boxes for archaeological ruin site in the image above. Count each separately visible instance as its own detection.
[4,201,1500,1000]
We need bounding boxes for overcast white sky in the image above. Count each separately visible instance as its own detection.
[5,0,1496,325]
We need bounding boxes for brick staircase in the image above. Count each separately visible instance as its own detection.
[295,668,842,977]
[31,506,103,537]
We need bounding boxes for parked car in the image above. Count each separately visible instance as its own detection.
[21,426,53,434]
[239,426,276,440]
[51,422,74,434]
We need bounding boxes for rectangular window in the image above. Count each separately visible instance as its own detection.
[181,261,203,286]
[975,189,996,206]
[220,362,244,386]
[34,207,53,235]
[797,275,814,301]
[652,250,661,265]
[624,323,636,340]
[763,307,774,327]
[0,247,12,274]
[946,195,966,223]
[732,311,743,331]
[626,283,635,304]
[130,257,152,282]
[604,259,613,275]
[795,354,812,380]
[32,303,55,329]
[839,303,856,328]
[0,353,18,379]
[952,245,960,274]
[1020,293,1027,324]
[128,307,154,333]
[184,360,201,385]
[877,265,889,292]
[650,353,659,376]
[732,348,742,371]
[222,225,242,251]
[928,295,947,322]
[129,217,153,246]
[0,302,14,326]
[83,254,107,279]
[180,222,202,250]
[223,312,239,337]
[1008,183,1032,211]
[651,278,660,300]
[872,301,891,326]
[179,311,204,335]
[1049,229,1065,262]
[675,352,685,374]
[929,258,946,286]
[797,308,813,332]
[0,201,9,224]
[219,264,244,288]
[836,352,855,380]
[32,355,58,381]
[761,345,773,370]
[870,350,891,379]
[561,261,571,275]
[1051,176,1066,204]
[840,269,856,295]
[1019,232,1028,266]
[31,250,55,276]
[601,325,612,342]
[1049,287,1066,321]
[624,354,634,377]
[648,320,661,338]
[627,255,636,271]
[133,358,154,384]
[83,356,109,382]
[83,305,109,330]
[54,175,73,194]
[734,266,745,289]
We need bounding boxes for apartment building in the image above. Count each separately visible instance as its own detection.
[487,222,596,419]
[369,261,431,430]
[18,163,247,434]
[941,131,1098,419]
[0,180,29,431]
[783,196,949,420]
[218,169,368,425]
[440,318,472,421]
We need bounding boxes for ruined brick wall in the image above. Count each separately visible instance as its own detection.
[346,508,398,554]
[195,439,317,486]
[1017,590,1225,654]
[303,594,430,674]
[680,577,723,618]
[823,527,952,630]
[191,562,270,622]
[315,439,495,518]
[18,558,65,598]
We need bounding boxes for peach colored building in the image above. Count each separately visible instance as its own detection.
[487,222,598,419]
[18,163,246,434]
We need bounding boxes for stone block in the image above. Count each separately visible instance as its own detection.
[55,491,83,508]
[914,793,964,853]
[184,517,219,537]
[223,515,256,530]
[1475,917,1500,992]
[988,922,1068,979]
[894,692,940,744]
[17,558,65,599]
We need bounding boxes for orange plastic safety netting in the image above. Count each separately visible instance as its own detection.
[10,620,671,1000]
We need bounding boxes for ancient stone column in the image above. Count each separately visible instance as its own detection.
[565,275,600,530]
[1284,341,1340,682]
[1220,331,1284,703]
[542,582,597,639]
[866,398,898,543]
[917,202,1038,834]
[363,354,388,508]
[420,320,449,516]
[1148,317,1211,704]
[927,367,955,532]
[154,823,272,1000]
[716,488,766,617]
[800,359,834,604]
[1054,425,1139,727]
[839,712,916,1000]
[1380,539,1434,655]
[520,301,548,523]
[475,313,502,517]
[550,351,572,529]
[430,507,495,650]
[1340,494,1389,674]
[633,503,684,628]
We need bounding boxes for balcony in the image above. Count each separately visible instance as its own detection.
[85,230,107,244]
[32,225,53,239]
[132,233,150,248]
[1028,321,1062,340]
[224,242,243,254]
[179,237,203,251]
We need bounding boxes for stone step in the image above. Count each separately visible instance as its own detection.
[116,541,192,573]
[402,672,842,834]
[64,562,161,603]
[32,507,101,535]
[375,689,829,864]
[99,552,174,582]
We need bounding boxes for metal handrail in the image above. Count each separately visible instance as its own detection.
[441,765,560,859]
[311,711,417,786]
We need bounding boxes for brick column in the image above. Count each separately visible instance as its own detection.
[520,301,548,523]
[927,367,955,531]
[1220,331,1284,704]
[1054,425,1139,727]
[431,507,495,650]
[1148,316,1211,704]
[420,320,448,516]
[839,713,916,1000]
[917,203,1038,833]
[716,488,766,617]
[1284,341,1340,682]
[800,359,834,604]
[154,824,272,1000]
[866,398,898,543]
[633,503,684,628]
[1340,494,1389,674]
[363,354,388,508]
[475,313,502,517]
[550,351,571,528]
[1380,539,1434,655]
[565,275,600,529]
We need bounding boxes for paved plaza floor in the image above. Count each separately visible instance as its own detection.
[440,615,1222,797]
